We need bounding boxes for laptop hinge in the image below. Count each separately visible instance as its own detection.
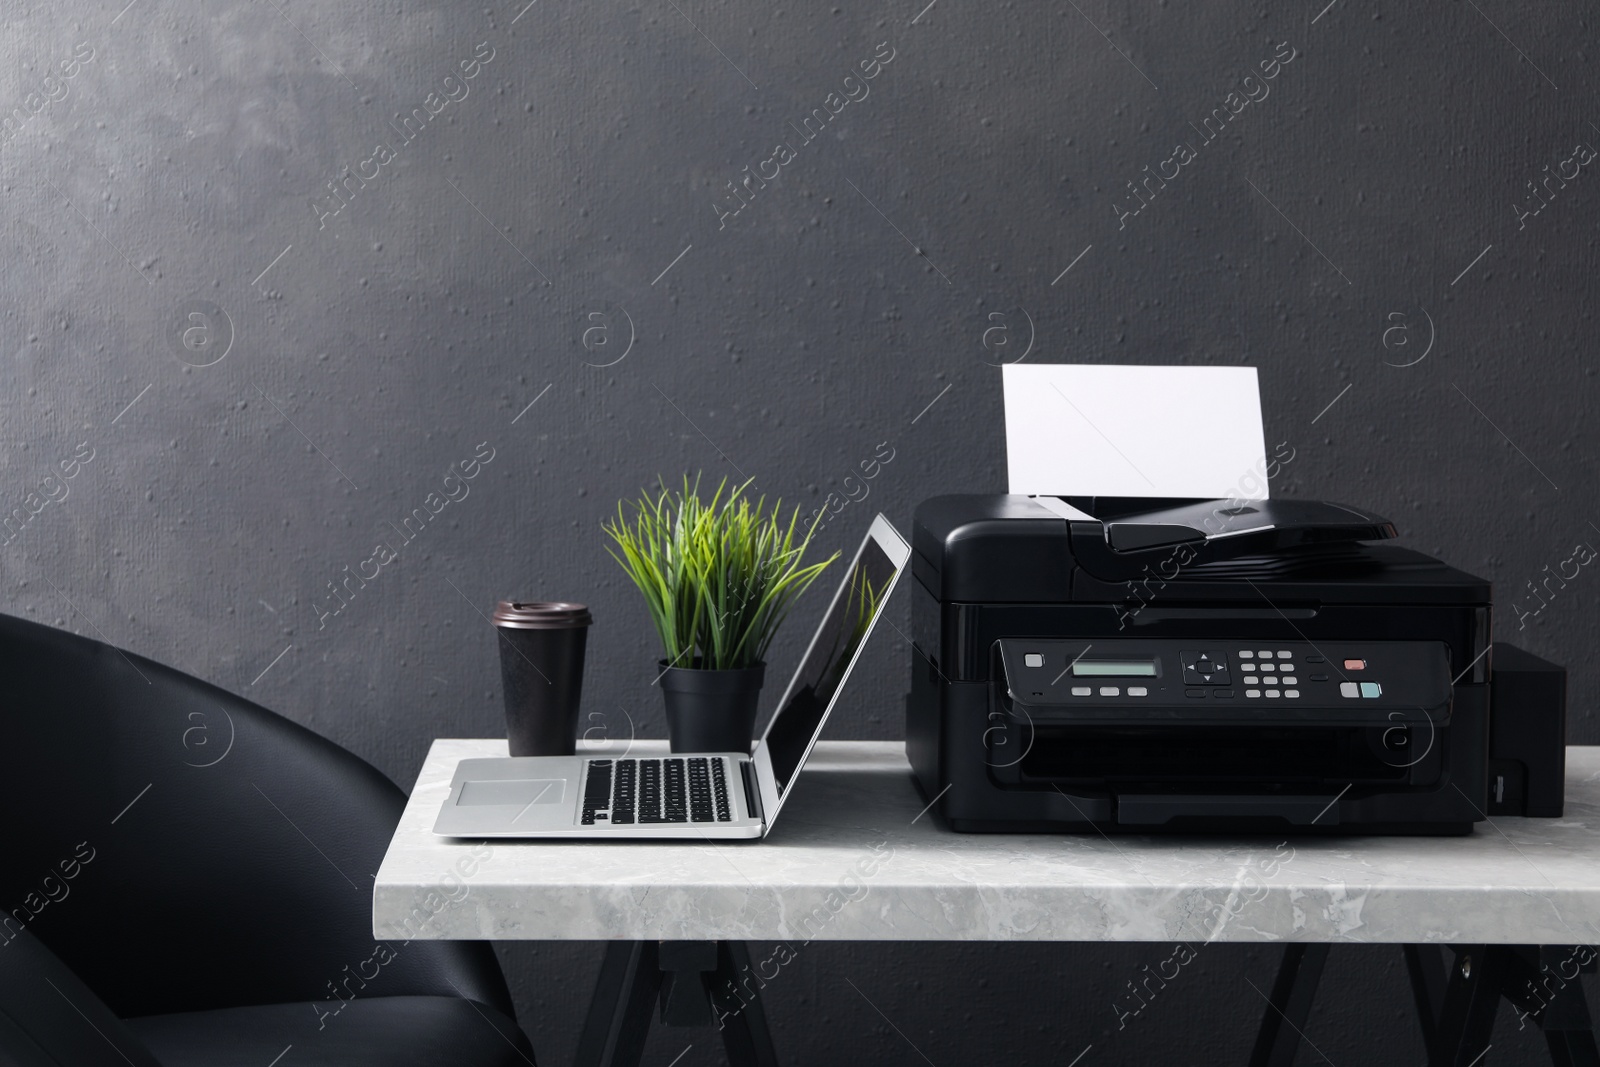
[740,760,763,821]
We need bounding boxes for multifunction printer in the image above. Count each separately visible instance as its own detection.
[905,494,1566,834]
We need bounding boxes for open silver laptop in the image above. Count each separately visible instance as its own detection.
[433,513,910,839]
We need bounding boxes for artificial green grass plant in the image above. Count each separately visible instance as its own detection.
[604,475,838,671]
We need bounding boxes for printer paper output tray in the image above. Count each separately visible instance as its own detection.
[1045,496,1399,581]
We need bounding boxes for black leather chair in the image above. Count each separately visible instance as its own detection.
[0,612,536,1066]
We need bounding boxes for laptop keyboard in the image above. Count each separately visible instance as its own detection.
[581,758,734,825]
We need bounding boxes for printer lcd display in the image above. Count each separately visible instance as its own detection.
[1073,660,1157,677]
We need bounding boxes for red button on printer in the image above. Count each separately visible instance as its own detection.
[1343,658,1366,670]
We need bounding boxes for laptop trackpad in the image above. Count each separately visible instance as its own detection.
[458,779,566,807]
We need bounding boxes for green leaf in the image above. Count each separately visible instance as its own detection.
[602,472,839,673]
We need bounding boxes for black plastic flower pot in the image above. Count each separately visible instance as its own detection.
[657,661,766,754]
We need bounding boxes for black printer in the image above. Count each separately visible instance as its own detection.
[905,494,1566,834]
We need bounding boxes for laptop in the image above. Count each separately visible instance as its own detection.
[432,513,910,839]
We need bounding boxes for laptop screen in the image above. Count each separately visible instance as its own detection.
[758,531,901,799]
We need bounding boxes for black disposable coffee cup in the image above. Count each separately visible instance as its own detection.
[491,601,593,757]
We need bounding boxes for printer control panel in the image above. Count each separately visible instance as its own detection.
[998,638,1454,723]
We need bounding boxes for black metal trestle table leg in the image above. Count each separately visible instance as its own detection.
[1252,942,1597,1067]
[573,940,780,1067]
[1249,943,1330,1067]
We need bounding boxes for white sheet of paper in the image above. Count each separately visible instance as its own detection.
[1003,364,1268,499]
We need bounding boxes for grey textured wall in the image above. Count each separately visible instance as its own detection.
[3,0,1596,1062]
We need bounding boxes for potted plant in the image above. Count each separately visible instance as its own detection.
[604,475,838,753]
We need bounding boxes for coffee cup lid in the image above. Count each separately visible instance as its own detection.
[491,601,593,629]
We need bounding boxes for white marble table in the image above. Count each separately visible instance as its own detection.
[373,739,1600,946]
